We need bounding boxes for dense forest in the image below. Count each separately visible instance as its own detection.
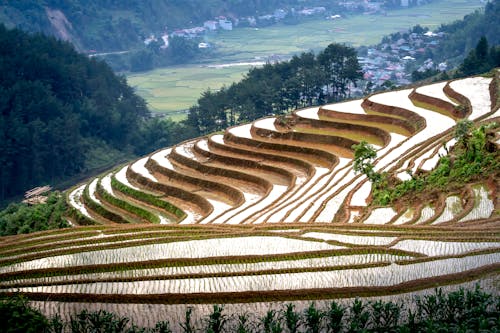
[1,286,499,332]
[0,25,196,204]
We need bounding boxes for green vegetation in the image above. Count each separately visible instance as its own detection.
[434,0,500,67]
[96,182,158,224]
[2,286,499,332]
[185,43,362,135]
[0,24,145,202]
[352,142,380,184]
[0,25,200,205]
[459,36,500,76]
[0,295,51,333]
[0,0,307,52]
[127,64,251,116]
[111,176,186,220]
[0,192,69,236]
[354,121,500,206]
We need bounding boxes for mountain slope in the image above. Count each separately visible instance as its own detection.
[0,25,149,202]
[0,72,498,323]
[0,0,303,52]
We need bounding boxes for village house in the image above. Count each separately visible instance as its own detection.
[203,20,218,31]
[218,17,233,30]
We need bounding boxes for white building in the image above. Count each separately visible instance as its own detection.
[218,19,233,30]
[203,20,218,31]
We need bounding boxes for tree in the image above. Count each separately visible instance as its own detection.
[352,141,380,183]
[318,43,362,102]
[260,310,283,333]
[168,36,200,64]
[475,36,489,60]
[454,119,473,147]
[0,25,152,202]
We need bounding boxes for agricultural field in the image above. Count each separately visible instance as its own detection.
[127,64,253,121]
[127,0,485,117]
[1,71,499,327]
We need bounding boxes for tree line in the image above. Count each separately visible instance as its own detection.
[184,43,362,135]
[1,285,499,332]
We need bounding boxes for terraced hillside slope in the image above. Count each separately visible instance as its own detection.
[1,73,499,326]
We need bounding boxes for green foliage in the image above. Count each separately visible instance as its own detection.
[1,286,499,332]
[0,24,150,202]
[235,313,252,333]
[370,300,400,332]
[260,310,283,333]
[82,183,130,224]
[458,36,500,76]
[205,305,228,333]
[180,307,196,333]
[96,182,159,224]
[69,309,129,333]
[303,303,323,333]
[186,44,362,135]
[435,1,500,67]
[352,141,381,183]
[411,69,441,82]
[283,303,301,333]
[111,176,186,219]
[348,299,370,332]
[372,122,499,206]
[0,192,69,236]
[326,301,346,333]
[0,295,49,333]
[317,43,363,102]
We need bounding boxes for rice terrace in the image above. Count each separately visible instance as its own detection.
[1,71,499,328]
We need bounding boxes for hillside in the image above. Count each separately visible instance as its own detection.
[0,70,498,326]
[0,25,150,203]
[0,0,333,53]
[435,0,500,65]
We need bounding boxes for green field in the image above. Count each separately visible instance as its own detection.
[127,0,484,119]
[127,64,252,121]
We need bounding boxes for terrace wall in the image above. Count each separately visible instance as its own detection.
[224,131,338,168]
[126,167,213,217]
[360,99,426,133]
[207,137,315,177]
[193,142,296,186]
[145,158,244,206]
[443,81,472,117]
[409,89,461,119]
[169,147,272,195]
[317,107,415,136]
[292,116,392,147]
